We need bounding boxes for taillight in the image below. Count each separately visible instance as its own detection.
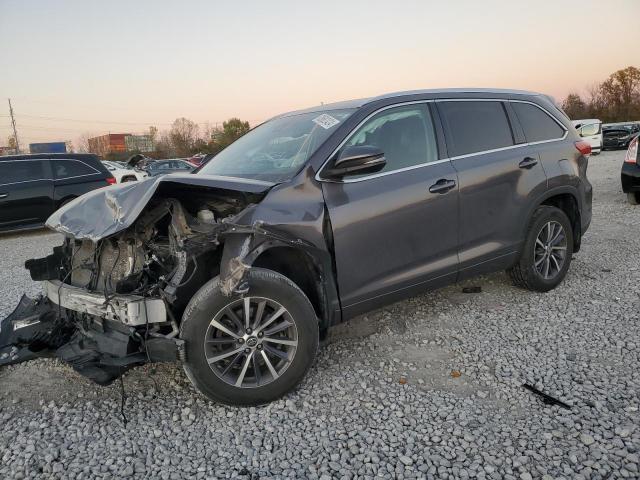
[625,136,638,164]
[106,176,117,185]
[574,140,592,156]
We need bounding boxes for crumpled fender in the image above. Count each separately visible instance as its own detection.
[218,221,340,328]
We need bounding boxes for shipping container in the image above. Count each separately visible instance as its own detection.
[29,142,67,154]
[88,134,131,156]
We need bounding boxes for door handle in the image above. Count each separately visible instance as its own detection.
[0,193,8,199]
[429,179,456,194]
[519,157,538,169]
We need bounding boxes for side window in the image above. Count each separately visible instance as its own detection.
[0,160,46,185]
[343,104,438,176]
[511,102,565,143]
[438,101,514,157]
[52,159,96,179]
[580,124,599,136]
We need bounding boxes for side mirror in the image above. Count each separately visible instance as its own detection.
[323,145,386,179]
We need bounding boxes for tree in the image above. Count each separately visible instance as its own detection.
[169,118,199,157]
[599,66,640,121]
[75,132,95,153]
[148,125,158,142]
[211,118,250,151]
[7,136,17,153]
[562,93,587,120]
[154,130,175,159]
[560,65,640,122]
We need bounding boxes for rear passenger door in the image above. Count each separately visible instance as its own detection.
[509,101,570,193]
[436,99,548,277]
[52,158,105,202]
[0,159,54,229]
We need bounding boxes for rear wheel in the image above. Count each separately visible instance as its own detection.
[121,176,136,182]
[180,268,319,406]
[508,206,574,292]
[628,192,640,205]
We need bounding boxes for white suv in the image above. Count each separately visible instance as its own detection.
[572,119,602,155]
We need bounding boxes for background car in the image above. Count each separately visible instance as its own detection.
[102,160,147,183]
[144,159,195,176]
[572,119,602,155]
[602,122,640,150]
[0,153,115,233]
[622,136,640,204]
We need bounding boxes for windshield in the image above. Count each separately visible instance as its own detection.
[198,109,355,182]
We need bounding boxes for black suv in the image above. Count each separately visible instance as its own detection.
[602,123,640,150]
[0,153,115,233]
[1,89,592,406]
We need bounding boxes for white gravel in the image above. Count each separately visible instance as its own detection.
[1,150,639,479]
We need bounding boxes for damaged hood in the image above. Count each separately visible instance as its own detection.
[46,173,275,241]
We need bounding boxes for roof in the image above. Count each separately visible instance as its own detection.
[277,88,544,119]
[0,153,99,161]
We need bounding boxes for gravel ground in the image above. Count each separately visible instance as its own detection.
[1,150,639,479]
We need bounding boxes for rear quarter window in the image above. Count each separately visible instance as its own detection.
[52,159,98,179]
[511,102,565,143]
[438,101,514,157]
[0,160,47,185]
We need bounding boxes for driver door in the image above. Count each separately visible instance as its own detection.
[320,103,460,318]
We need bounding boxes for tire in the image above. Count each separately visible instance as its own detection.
[121,176,136,182]
[180,268,319,406]
[628,192,640,205]
[508,206,574,292]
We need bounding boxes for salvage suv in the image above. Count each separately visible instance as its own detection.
[0,89,592,406]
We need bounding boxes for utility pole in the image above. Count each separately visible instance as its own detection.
[8,98,19,154]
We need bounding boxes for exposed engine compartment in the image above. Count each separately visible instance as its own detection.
[2,182,268,384]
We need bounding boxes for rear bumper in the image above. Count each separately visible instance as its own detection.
[43,280,166,326]
[621,162,640,193]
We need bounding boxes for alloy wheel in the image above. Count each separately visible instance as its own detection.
[533,221,567,280]
[204,297,298,388]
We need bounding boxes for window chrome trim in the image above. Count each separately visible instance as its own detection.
[0,158,102,187]
[316,98,569,184]
[315,100,439,183]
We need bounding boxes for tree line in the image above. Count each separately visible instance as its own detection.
[561,66,640,122]
[74,117,251,160]
[153,117,251,159]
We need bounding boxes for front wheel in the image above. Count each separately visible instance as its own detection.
[508,206,574,292]
[180,268,319,406]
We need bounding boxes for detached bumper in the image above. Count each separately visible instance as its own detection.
[43,280,166,326]
[0,295,70,367]
[1,291,183,385]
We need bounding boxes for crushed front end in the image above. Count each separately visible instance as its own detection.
[0,175,274,384]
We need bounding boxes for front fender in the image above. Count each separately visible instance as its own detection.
[218,224,340,329]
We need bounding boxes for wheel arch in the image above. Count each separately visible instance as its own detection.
[526,187,582,252]
[219,233,340,335]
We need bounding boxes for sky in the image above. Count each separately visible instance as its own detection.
[1,0,639,147]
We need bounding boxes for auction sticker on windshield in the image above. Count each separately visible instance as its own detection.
[313,114,340,129]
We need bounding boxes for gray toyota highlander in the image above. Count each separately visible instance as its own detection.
[1,89,592,406]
